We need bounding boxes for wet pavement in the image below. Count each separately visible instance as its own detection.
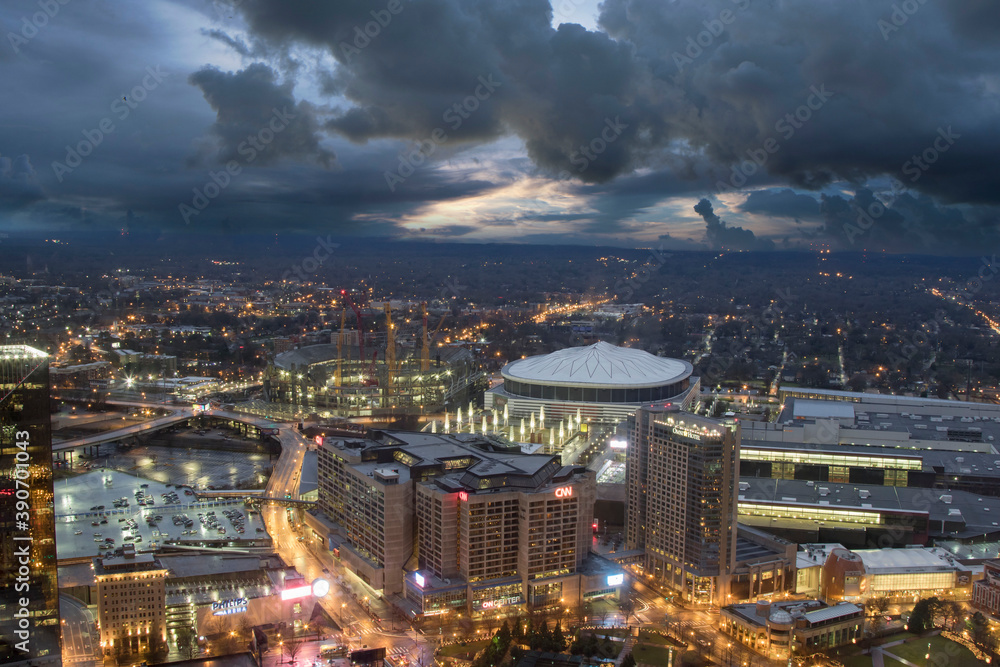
[55,469,270,559]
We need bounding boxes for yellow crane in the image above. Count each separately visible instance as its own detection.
[422,305,447,371]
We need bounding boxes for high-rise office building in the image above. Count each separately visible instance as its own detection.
[312,431,615,617]
[0,345,60,665]
[94,546,168,658]
[626,406,739,604]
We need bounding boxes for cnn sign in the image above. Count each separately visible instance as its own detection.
[555,486,573,498]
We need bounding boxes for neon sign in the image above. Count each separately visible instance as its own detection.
[458,492,468,502]
[314,436,324,446]
[555,486,573,498]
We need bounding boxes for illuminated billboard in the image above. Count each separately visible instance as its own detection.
[414,573,425,588]
[609,439,627,450]
[281,584,312,600]
[607,574,624,586]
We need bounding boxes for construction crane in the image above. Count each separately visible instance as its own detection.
[384,303,396,392]
[364,350,378,386]
[421,302,430,371]
[340,289,366,369]
[334,308,346,388]
[422,309,448,371]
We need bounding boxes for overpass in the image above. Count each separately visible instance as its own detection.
[188,490,316,507]
[51,404,285,452]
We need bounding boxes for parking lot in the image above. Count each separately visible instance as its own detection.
[54,469,270,559]
[92,439,270,490]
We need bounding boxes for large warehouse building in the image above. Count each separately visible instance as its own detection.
[485,342,698,422]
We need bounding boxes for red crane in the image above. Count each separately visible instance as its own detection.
[341,289,379,386]
[340,290,366,365]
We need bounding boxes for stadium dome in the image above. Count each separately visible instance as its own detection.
[500,341,693,404]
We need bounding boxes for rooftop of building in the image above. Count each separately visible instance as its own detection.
[324,430,578,494]
[935,540,1000,561]
[768,394,1000,448]
[157,553,267,579]
[725,599,861,628]
[742,439,1000,477]
[852,547,973,573]
[94,551,165,576]
[501,341,691,389]
[796,543,847,569]
[741,478,1000,536]
[0,344,48,359]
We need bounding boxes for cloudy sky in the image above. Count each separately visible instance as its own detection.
[1,0,998,252]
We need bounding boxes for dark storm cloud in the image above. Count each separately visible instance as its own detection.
[228,0,658,182]
[223,0,1000,244]
[738,189,820,222]
[694,198,774,251]
[819,188,999,254]
[188,63,336,168]
[1,0,999,250]
[0,153,43,211]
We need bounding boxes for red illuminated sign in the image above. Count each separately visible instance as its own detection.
[314,436,323,446]
[458,492,468,502]
[555,486,573,498]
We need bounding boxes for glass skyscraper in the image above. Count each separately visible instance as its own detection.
[0,345,61,665]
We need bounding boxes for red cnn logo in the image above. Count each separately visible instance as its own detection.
[555,487,573,498]
[459,492,468,502]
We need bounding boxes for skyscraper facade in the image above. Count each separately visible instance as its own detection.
[0,345,60,665]
[626,406,739,605]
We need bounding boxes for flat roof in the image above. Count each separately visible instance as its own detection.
[852,547,972,573]
[740,478,1000,533]
[793,400,855,420]
[158,553,264,579]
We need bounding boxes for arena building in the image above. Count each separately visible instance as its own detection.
[485,342,698,422]
[266,343,480,418]
[793,544,975,602]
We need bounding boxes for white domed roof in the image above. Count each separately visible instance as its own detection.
[502,341,691,389]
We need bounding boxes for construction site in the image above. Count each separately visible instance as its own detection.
[263,294,483,422]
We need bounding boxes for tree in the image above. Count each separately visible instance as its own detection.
[146,631,169,661]
[939,600,963,631]
[621,653,637,667]
[176,626,199,660]
[284,640,303,666]
[969,611,995,652]
[552,622,566,652]
[907,596,942,633]
[511,616,524,644]
[498,620,512,647]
